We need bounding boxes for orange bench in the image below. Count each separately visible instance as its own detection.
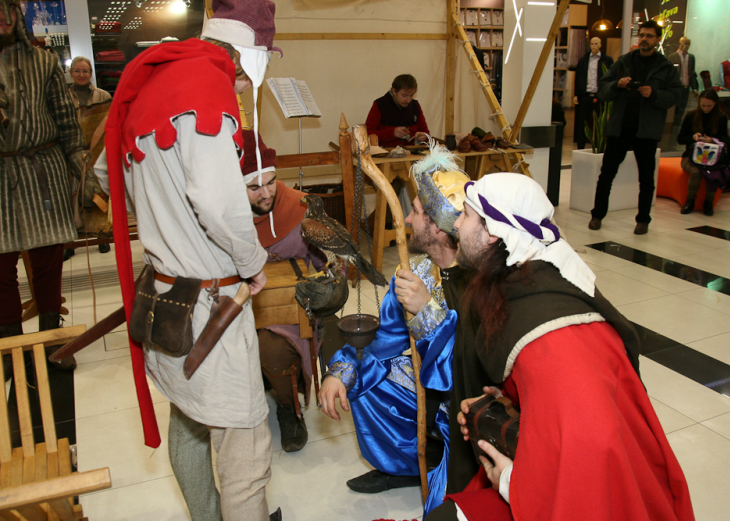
[656,157,722,210]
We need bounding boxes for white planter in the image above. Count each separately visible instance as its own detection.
[569,148,661,213]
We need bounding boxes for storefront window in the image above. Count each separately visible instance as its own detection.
[22,1,71,73]
[87,0,204,92]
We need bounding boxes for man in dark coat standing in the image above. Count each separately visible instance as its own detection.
[573,37,613,150]
[588,21,682,235]
[0,0,86,368]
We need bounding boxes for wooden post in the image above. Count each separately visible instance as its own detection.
[353,125,429,504]
[510,0,571,140]
[444,0,458,135]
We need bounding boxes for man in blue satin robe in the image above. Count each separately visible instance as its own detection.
[318,143,470,515]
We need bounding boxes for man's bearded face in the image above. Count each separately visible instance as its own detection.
[0,4,17,47]
[454,203,495,270]
[406,197,439,255]
[246,171,278,216]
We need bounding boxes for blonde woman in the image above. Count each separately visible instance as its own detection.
[68,56,111,109]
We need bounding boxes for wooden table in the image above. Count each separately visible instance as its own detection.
[368,146,533,273]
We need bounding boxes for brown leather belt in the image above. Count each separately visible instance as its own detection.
[1,141,58,211]
[0,141,58,158]
[154,272,242,288]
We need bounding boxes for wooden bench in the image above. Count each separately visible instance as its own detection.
[0,326,111,520]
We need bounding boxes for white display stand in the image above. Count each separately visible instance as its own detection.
[569,148,661,213]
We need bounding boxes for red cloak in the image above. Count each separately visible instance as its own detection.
[447,322,695,521]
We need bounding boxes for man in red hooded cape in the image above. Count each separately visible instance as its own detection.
[104,1,283,519]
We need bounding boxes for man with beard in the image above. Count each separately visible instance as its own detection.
[425,173,694,521]
[0,0,87,369]
[243,130,347,453]
[319,142,469,516]
[588,20,682,235]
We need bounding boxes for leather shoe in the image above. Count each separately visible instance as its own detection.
[457,136,472,152]
[277,405,308,452]
[495,138,512,149]
[634,222,649,235]
[680,198,695,214]
[704,200,714,216]
[346,469,421,494]
[481,131,496,145]
[588,217,602,230]
[470,136,488,152]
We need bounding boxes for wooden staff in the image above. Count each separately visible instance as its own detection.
[353,125,429,503]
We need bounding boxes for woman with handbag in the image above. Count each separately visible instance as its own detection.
[677,88,730,215]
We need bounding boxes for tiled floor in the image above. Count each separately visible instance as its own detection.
[17,165,730,520]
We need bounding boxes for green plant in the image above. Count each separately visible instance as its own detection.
[585,99,613,154]
[584,62,612,154]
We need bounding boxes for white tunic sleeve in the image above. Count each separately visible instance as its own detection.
[177,114,266,279]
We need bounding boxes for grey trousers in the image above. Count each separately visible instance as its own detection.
[168,403,273,521]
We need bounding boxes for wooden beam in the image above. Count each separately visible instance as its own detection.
[0,469,111,511]
[510,0,571,141]
[0,326,86,354]
[444,0,457,135]
[277,151,339,169]
[274,33,447,41]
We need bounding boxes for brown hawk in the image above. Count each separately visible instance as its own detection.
[301,194,388,286]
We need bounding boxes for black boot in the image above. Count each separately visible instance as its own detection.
[0,322,23,381]
[39,312,76,371]
[345,469,421,494]
[704,200,714,216]
[681,198,695,214]
[269,507,282,521]
[276,405,308,452]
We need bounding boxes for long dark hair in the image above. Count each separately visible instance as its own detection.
[693,89,722,136]
[463,238,529,346]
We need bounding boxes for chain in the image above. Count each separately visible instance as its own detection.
[353,143,381,313]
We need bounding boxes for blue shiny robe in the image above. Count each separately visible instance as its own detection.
[327,256,457,515]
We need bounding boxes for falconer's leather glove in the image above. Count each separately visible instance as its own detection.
[295,270,348,318]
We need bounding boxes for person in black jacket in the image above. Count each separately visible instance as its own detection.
[573,37,613,149]
[677,89,730,216]
[588,21,682,235]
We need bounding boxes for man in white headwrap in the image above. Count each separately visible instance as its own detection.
[423,173,694,521]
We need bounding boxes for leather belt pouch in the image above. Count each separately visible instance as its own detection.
[129,265,203,357]
[464,394,520,461]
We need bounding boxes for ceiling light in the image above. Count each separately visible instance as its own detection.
[591,19,615,31]
[170,0,186,12]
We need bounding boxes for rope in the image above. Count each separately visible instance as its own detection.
[512,159,527,172]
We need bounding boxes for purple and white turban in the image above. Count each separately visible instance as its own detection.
[464,173,596,296]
